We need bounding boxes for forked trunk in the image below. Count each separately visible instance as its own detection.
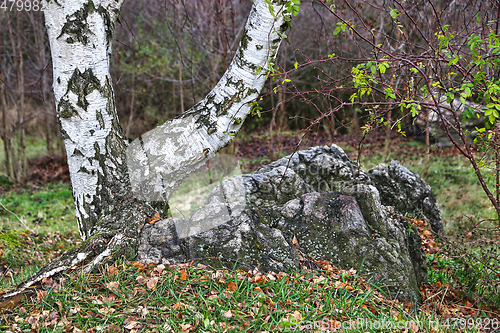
[2,0,289,299]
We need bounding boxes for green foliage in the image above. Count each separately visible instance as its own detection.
[0,232,20,249]
[249,99,263,118]
[285,0,301,17]
[389,8,399,20]
[342,13,500,222]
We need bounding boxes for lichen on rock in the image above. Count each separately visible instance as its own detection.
[138,144,442,303]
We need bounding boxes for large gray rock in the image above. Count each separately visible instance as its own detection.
[138,145,441,303]
[368,161,443,235]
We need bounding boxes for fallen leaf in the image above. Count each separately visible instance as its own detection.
[313,276,326,284]
[98,307,115,314]
[180,323,194,332]
[285,310,302,323]
[153,264,166,275]
[180,269,187,281]
[223,310,233,318]
[136,275,147,284]
[148,213,161,224]
[133,286,146,295]
[292,235,298,245]
[49,311,59,321]
[227,281,237,291]
[36,291,48,303]
[172,302,185,310]
[106,281,119,290]
[253,274,263,283]
[108,266,119,275]
[131,262,146,271]
[147,277,159,289]
[408,320,419,332]
[124,320,140,330]
[69,307,80,315]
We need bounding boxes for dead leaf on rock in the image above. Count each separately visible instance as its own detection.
[149,213,161,224]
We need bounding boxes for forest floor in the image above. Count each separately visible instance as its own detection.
[0,132,499,332]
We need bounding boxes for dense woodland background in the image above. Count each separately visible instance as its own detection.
[1,0,494,181]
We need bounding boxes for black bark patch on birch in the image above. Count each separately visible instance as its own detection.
[240,29,252,50]
[96,6,114,46]
[67,68,102,111]
[96,110,105,129]
[57,97,79,119]
[58,1,96,45]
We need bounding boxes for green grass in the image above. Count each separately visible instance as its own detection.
[0,182,76,234]
[0,182,78,289]
[4,260,496,332]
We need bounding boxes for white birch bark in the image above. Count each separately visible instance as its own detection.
[127,0,289,204]
[43,0,131,240]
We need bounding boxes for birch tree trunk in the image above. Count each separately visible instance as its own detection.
[3,0,289,298]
